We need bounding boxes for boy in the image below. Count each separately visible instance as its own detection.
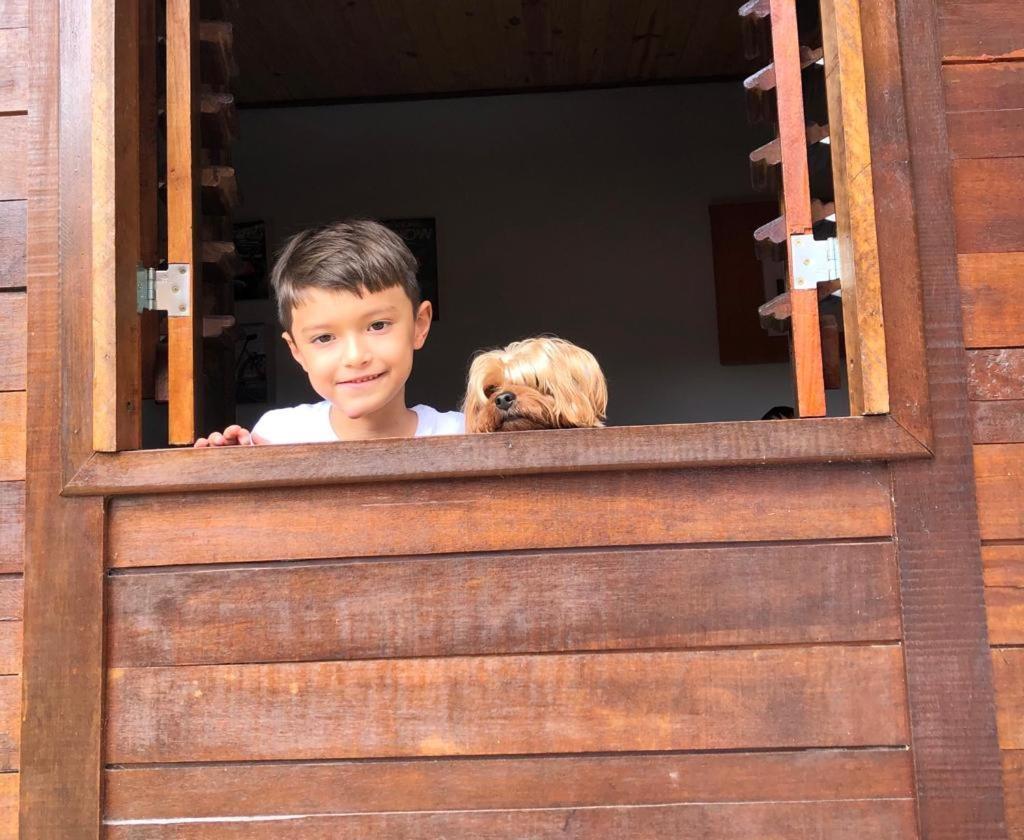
[195,220,464,446]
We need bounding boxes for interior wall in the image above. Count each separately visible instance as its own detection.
[232,82,849,428]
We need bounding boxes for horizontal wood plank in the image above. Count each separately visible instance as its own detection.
[987,584,1024,646]
[0,29,24,114]
[0,201,24,290]
[944,62,1024,159]
[0,291,24,390]
[940,1,1024,61]
[0,392,24,482]
[969,349,1024,400]
[0,676,17,770]
[104,748,914,820]
[976,443,1024,540]
[0,115,23,200]
[0,623,20,676]
[107,464,894,568]
[0,482,21,573]
[0,773,14,840]
[102,799,918,839]
[973,400,1024,444]
[960,253,1024,348]
[108,542,900,667]
[0,580,20,623]
[1005,750,1023,840]
[994,648,1024,749]
[986,544,1024,588]
[0,0,25,28]
[105,646,909,763]
[953,158,1024,254]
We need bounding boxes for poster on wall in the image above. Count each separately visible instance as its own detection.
[382,217,440,320]
[233,220,270,300]
[235,322,272,404]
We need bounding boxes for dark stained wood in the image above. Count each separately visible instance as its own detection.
[0,28,25,113]
[108,541,900,667]
[1005,750,1024,840]
[960,253,1024,349]
[200,91,237,148]
[103,799,918,840]
[969,349,1024,401]
[19,0,105,833]
[0,293,24,392]
[976,444,1024,541]
[860,0,931,444]
[104,749,914,820]
[106,463,894,567]
[994,648,1024,749]
[0,0,26,28]
[105,645,908,763]
[0,115,25,200]
[944,63,1024,159]
[0,483,21,574]
[68,415,927,497]
[0,392,24,482]
[973,401,1024,445]
[953,158,1024,254]
[0,202,24,290]
[891,0,1009,834]
[198,19,236,87]
[939,0,1024,62]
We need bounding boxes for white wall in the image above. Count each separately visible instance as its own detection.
[233,82,848,427]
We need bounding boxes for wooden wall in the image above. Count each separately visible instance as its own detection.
[99,465,918,837]
[0,1,26,837]
[941,2,1024,836]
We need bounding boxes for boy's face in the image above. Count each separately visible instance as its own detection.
[283,285,432,421]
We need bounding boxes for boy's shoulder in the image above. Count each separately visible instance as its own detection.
[252,400,336,444]
[412,404,465,437]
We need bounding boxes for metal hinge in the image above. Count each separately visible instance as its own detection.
[137,263,191,316]
[789,234,841,291]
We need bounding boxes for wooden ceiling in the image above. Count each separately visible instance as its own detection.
[223,0,751,106]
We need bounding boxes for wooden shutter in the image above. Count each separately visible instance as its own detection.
[740,0,889,417]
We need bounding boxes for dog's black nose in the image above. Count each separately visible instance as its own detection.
[495,391,516,410]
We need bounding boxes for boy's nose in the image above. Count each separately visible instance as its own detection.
[495,391,516,410]
[339,336,370,366]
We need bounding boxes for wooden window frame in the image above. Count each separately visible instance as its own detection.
[62,0,933,499]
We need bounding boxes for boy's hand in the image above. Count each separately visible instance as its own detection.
[194,425,269,448]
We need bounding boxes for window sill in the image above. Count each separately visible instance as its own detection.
[63,415,930,497]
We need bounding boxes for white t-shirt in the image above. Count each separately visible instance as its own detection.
[251,401,465,444]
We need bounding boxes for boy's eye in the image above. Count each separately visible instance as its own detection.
[311,334,333,344]
[368,321,390,332]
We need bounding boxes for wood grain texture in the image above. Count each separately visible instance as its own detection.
[994,648,1024,749]
[0,484,20,574]
[104,749,914,820]
[960,253,1024,349]
[953,158,1024,254]
[976,444,1024,540]
[0,28,25,113]
[0,677,17,770]
[939,0,1024,62]
[969,349,1024,401]
[105,645,909,763]
[986,545,1024,589]
[1005,750,1024,840]
[0,292,24,390]
[107,463,894,568]
[0,0,25,28]
[20,0,105,833]
[0,623,20,676]
[0,201,24,290]
[987,586,1024,646]
[69,415,927,498]
[973,401,1024,444]
[103,799,918,839]
[0,773,15,840]
[892,0,1009,834]
[944,62,1024,160]
[0,392,24,481]
[861,0,931,442]
[108,541,900,667]
[0,116,24,201]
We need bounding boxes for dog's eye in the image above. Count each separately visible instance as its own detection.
[484,384,500,398]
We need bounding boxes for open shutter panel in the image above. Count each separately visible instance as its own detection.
[741,0,889,418]
[92,0,143,450]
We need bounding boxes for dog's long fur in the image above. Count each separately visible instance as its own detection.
[463,337,607,433]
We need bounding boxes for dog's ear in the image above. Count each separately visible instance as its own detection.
[463,351,503,433]
[546,342,608,428]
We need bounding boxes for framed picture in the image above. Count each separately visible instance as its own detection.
[382,217,440,320]
[235,321,272,404]
[233,220,270,300]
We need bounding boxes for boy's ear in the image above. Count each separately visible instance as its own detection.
[413,301,432,350]
[282,331,309,372]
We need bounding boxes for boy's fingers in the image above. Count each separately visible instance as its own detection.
[194,437,209,448]
[251,432,270,446]
[223,425,243,440]
[209,432,223,446]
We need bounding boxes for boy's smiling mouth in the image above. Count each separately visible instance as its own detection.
[338,371,387,386]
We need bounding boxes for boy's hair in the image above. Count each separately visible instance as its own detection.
[270,219,420,332]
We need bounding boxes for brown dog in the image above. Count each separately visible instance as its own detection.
[463,337,608,433]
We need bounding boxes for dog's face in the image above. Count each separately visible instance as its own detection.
[464,338,607,433]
